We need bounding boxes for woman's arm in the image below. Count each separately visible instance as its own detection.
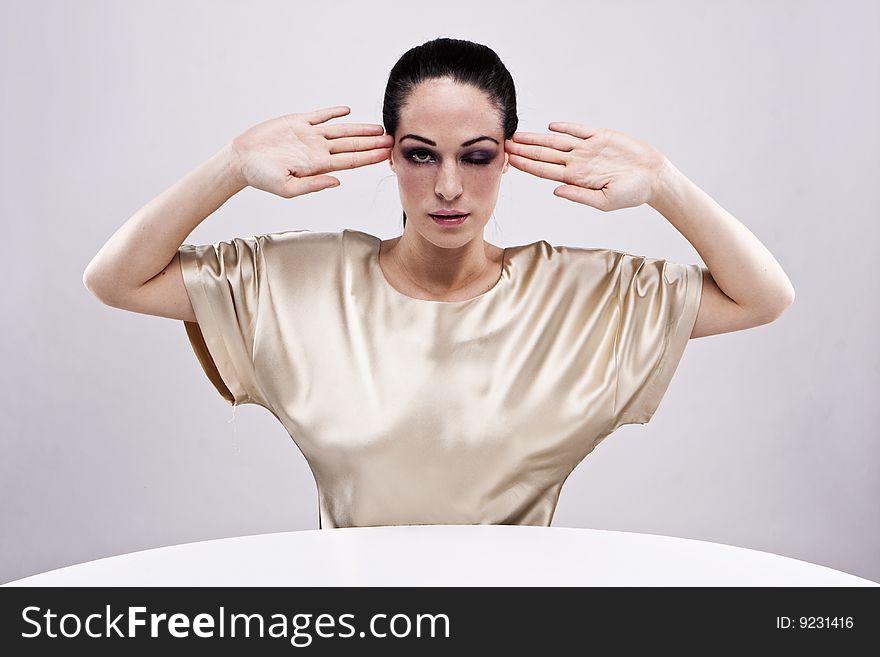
[83,107,393,316]
[82,143,246,304]
[505,124,795,338]
[647,158,795,337]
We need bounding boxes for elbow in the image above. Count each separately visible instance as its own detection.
[82,267,100,297]
[82,256,102,294]
[784,285,796,310]
[777,280,796,317]
[82,266,114,305]
[755,286,795,325]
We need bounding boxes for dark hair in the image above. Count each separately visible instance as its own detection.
[382,37,518,228]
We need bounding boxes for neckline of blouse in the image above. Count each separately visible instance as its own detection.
[348,229,512,305]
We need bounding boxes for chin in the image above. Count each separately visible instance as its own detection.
[425,222,486,245]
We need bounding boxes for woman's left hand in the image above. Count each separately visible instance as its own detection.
[504,123,667,212]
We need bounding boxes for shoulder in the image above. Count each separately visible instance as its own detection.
[517,240,633,276]
[517,241,698,296]
[258,228,343,250]
[245,229,345,268]
[544,242,691,277]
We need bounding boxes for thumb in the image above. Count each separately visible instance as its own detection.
[553,184,609,211]
[284,175,341,197]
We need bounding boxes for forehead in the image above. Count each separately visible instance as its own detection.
[398,78,502,141]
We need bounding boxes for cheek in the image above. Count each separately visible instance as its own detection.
[467,168,502,196]
[396,165,435,189]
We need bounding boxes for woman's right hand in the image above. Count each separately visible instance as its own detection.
[229,106,394,198]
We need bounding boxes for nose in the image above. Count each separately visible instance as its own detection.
[434,160,463,201]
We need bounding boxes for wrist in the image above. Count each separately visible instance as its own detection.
[217,141,249,195]
[647,157,686,213]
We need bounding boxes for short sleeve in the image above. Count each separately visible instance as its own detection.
[610,254,702,428]
[178,235,271,409]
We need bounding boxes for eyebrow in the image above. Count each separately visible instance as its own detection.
[399,134,499,147]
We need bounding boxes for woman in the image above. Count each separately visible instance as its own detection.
[83,38,795,529]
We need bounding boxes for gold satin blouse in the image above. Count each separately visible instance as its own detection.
[178,228,702,529]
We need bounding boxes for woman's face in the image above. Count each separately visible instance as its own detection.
[389,77,509,247]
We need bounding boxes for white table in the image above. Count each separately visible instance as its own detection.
[4,525,876,586]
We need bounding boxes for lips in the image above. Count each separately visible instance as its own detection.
[430,214,468,226]
[430,210,469,217]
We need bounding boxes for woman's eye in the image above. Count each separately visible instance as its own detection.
[407,149,492,165]
[410,150,434,164]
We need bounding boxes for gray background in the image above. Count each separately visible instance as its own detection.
[2,0,877,584]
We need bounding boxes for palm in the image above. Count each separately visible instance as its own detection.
[504,124,666,212]
[232,107,394,199]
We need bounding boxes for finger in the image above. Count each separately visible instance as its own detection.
[505,138,568,166]
[506,153,567,183]
[304,105,351,125]
[328,147,392,171]
[284,175,341,197]
[548,122,599,139]
[510,131,575,152]
[553,184,610,211]
[321,123,388,139]
[326,134,395,155]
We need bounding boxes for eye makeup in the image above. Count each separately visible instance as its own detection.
[403,147,496,166]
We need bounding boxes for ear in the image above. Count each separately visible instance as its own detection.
[389,150,397,174]
[502,152,509,174]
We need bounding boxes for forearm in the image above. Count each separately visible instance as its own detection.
[83,142,247,297]
[648,158,795,316]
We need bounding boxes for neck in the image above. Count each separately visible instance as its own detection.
[388,230,494,295]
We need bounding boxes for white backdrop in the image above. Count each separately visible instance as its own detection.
[2,0,877,583]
